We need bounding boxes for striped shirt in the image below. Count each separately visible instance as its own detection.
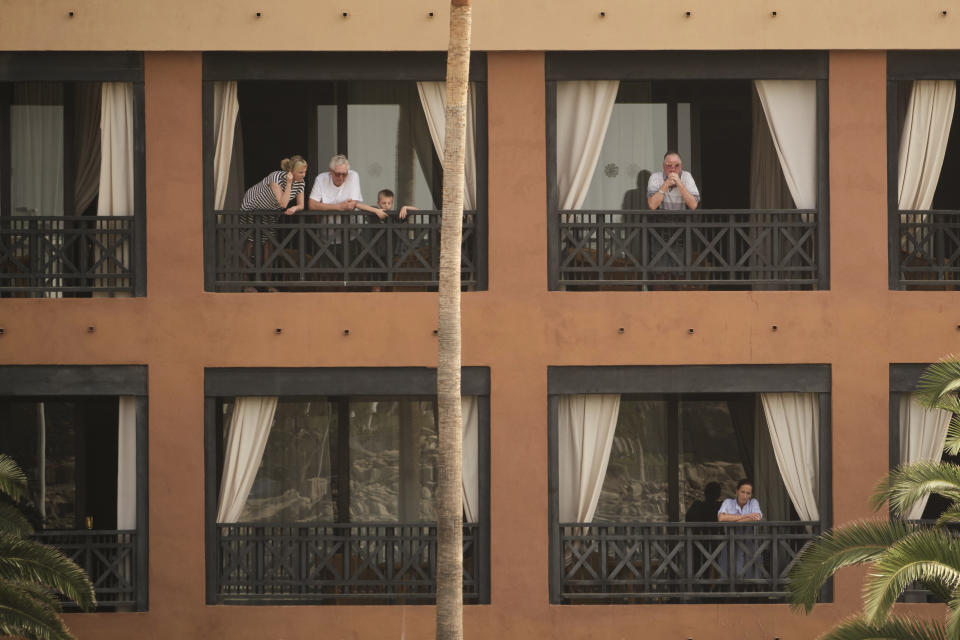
[241,171,305,211]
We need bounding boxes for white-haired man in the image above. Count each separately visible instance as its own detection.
[307,154,386,219]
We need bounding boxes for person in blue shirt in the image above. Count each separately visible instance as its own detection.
[717,479,762,522]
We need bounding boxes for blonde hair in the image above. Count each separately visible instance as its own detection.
[280,155,307,173]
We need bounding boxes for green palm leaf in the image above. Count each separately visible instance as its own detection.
[788,520,915,613]
[916,357,960,409]
[870,462,960,517]
[0,455,28,503]
[815,615,948,640]
[862,528,960,624]
[0,502,34,537]
[935,505,960,527]
[945,418,960,457]
[0,580,73,640]
[0,536,95,610]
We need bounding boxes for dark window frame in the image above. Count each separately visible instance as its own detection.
[546,364,833,604]
[886,53,960,290]
[544,51,830,291]
[203,366,491,605]
[200,52,489,292]
[0,365,149,611]
[0,53,147,296]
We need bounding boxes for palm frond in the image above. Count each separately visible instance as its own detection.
[0,501,34,537]
[816,615,948,640]
[870,462,960,517]
[0,455,28,503]
[0,536,95,610]
[863,528,960,624]
[788,520,915,613]
[934,505,960,527]
[916,357,960,410]
[945,418,960,457]
[0,579,74,640]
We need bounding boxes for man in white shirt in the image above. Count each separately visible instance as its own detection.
[307,154,386,219]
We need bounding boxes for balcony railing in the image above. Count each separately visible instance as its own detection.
[555,521,819,604]
[896,211,960,289]
[34,529,142,611]
[0,216,135,297]
[553,209,820,290]
[209,210,482,292]
[213,522,485,604]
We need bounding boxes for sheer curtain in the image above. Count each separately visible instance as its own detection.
[753,399,792,521]
[11,84,64,217]
[217,397,279,524]
[213,81,240,210]
[97,82,135,296]
[558,394,621,522]
[416,82,477,209]
[74,83,102,215]
[899,392,952,519]
[116,397,137,530]
[760,392,819,521]
[556,81,620,211]
[462,395,480,523]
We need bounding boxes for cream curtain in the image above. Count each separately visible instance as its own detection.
[558,394,620,522]
[96,82,134,295]
[462,395,480,523]
[217,397,279,524]
[898,80,956,210]
[754,80,817,211]
[117,397,137,530]
[416,81,477,209]
[213,81,240,210]
[556,81,620,211]
[761,392,820,521]
[74,83,102,215]
[899,392,952,520]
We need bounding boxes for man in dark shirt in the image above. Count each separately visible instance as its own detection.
[685,482,722,522]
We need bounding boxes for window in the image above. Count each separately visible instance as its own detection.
[0,53,146,297]
[546,52,828,291]
[887,54,960,289]
[202,53,488,292]
[0,366,148,611]
[204,367,490,605]
[548,365,831,604]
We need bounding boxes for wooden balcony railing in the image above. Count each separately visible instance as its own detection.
[208,210,483,292]
[896,211,960,289]
[33,529,143,611]
[555,521,819,604]
[553,209,820,290]
[213,522,485,604]
[0,216,135,297]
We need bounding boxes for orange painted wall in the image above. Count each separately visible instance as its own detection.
[0,50,955,638]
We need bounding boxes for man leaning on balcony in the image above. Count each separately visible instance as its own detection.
[646,151,700,210]
[307,154,386,219]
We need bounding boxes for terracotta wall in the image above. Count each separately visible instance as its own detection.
[0,50,955,638]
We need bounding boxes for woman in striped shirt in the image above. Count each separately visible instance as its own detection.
[240,156,307,291]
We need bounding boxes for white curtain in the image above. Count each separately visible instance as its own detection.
[761,392,820,521]
[898,80,956,211]
[558,394,620,522]
[416,82,477,209]
[461,395,479,523]
[754,80,817,210]
[213,81,240,210]
[117,397,137,530]
[899,392,952,520]
[556,81,619,210]
[217,397,279,524]
[96,82,135,295]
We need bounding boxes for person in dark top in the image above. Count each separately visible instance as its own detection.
[685,481,723,522]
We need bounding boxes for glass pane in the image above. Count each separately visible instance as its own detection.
[677,102,692,167]
[11,83,64,216]
[229,398,335,523]
[581,103,668,211]
[678,400,746,517]
[595,400,669,522]
[347,83,438,210]
[0,398,119,530]
[316,105,337,167]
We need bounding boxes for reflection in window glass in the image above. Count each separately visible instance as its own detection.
[678,400,745,516]
[595,400,668,522]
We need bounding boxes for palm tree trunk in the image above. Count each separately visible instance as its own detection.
[436,0,471,639]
